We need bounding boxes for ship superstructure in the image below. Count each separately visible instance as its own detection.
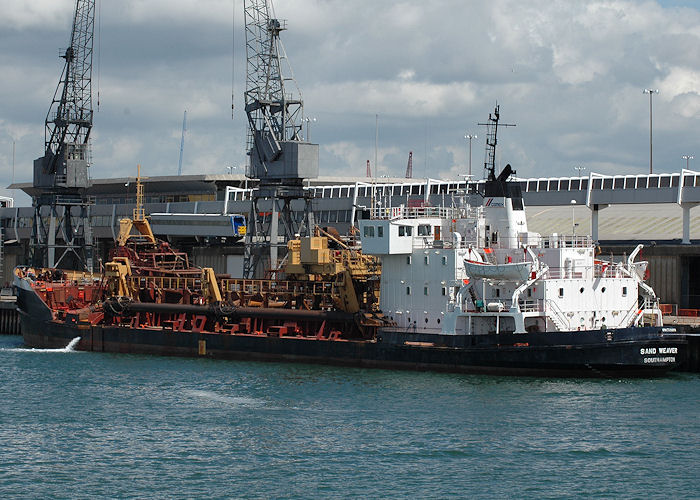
[361,173,660,337]
[360,107,662,338]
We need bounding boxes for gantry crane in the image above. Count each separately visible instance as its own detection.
[31,0,96,271]
[242,0,319,278]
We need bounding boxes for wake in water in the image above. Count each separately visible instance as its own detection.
[185,389,262,407]
[0,336,81,353]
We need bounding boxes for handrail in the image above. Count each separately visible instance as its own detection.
[545,298,571,331]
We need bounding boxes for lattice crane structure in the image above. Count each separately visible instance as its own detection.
[31,0,95,272]
[242,0,319,278]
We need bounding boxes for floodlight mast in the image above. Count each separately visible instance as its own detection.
[242,0,319,279]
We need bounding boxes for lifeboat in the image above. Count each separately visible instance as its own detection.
[463,259,532,281]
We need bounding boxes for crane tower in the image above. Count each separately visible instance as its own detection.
[31,0,95,271]
[242,0,319,278]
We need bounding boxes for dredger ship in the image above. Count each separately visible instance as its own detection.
[14,166,687,377]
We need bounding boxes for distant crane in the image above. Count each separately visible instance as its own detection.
[177,110,187,175]
[366,160,371,178]
[405,151,413,178]
[31,0,95,271]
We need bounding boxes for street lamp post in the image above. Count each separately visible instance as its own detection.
[464,133,477,177]
[643,88,659,174]
[570,199,578,237]
[304,117,317,142]
[574,165,586,178]
[682,155,694,170]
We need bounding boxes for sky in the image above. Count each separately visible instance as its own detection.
[1,0,699,205]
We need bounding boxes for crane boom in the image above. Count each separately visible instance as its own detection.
[43,0,95,175]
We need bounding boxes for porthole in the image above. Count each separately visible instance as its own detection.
[437,318,441,324]
[601,287,606,293]
[579,287,584,293]
[425,318,429,323]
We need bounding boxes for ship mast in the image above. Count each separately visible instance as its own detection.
[478,104,515,181]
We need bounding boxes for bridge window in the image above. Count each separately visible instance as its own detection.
[418,224,431,236]
[377,226,384,237]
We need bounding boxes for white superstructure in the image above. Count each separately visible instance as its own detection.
[359,178,662,336]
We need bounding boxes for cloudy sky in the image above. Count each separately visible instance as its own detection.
[1,0,699,204]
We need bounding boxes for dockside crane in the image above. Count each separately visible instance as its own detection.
[31,0,96,272]
[242,0,319,278]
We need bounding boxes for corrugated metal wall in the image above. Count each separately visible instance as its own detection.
[647,254,680,305]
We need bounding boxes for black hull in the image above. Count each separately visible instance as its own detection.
[18,308,686,378]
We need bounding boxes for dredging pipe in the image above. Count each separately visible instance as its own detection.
[104,298,356,323]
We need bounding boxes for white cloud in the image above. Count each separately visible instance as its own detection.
[2,0,700,191]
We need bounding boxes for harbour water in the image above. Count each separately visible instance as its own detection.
[1,334,698,499]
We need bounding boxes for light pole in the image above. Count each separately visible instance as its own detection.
[464,133,477,177]
[570,199,578,236]
[682,155,694,169]
[574,165,586,178]
[643,88,659,174]
[304,117,317,142]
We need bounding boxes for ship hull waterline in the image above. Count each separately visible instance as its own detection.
[18,309,685,378]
